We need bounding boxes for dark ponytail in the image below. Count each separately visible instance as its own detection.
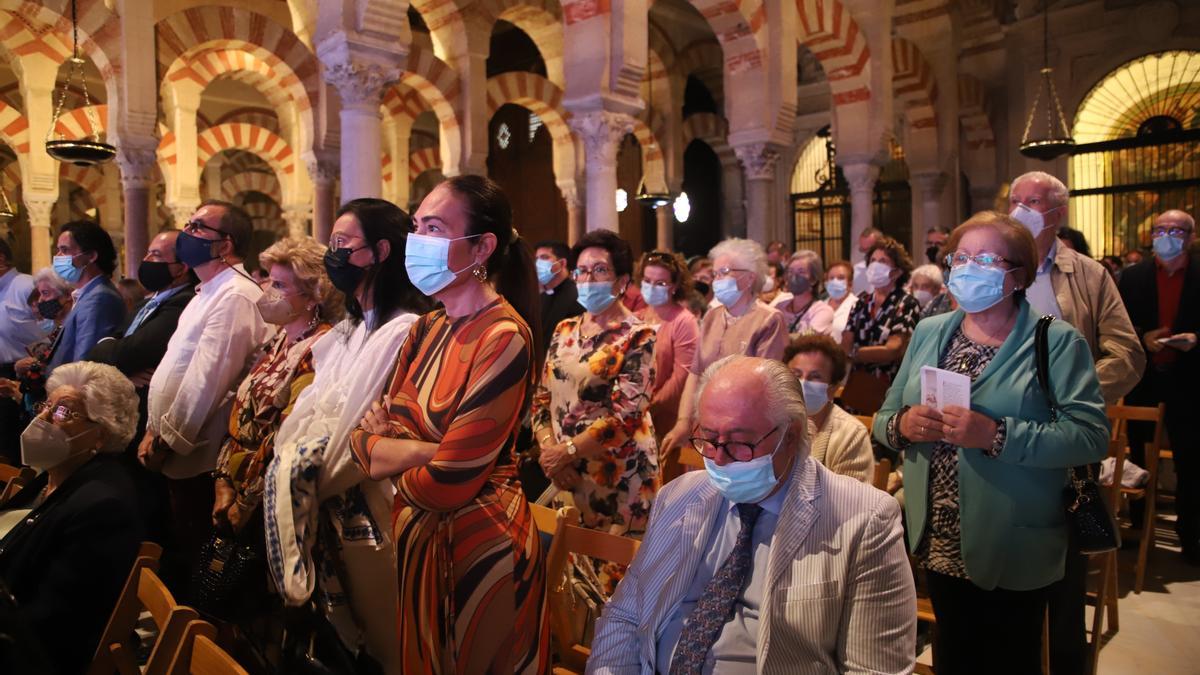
[442,175,544,368]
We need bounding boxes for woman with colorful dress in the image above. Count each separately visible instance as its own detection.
[531,229,658,536]
[349,175,549,674]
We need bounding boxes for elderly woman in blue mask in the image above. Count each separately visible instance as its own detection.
[531,229,658,536]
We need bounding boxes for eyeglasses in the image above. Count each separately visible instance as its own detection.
[184,220,228,239]
[33,401,88,423]
[573,264,613,281]
[713,266,749,279]
[642,279,672,289]
[689,426,780,463]
[944,252,1013,270]
[1151,226,1192,238]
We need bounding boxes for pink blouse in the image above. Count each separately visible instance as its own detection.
[646,306,699,436]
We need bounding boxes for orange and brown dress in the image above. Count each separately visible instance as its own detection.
[349,298,548,675]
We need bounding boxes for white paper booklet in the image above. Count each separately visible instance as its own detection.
[919,366,971,412]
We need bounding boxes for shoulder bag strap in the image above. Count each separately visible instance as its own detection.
[1035,314,1055,409]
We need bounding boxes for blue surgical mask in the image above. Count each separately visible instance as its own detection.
[947,262,1013,313]
[1152,233,1186,262]
[826,278,848,300]
[52,254,83,284]
[703,428,785,504]
[38,318,56,333]
[641,281,670,307]
[800,380,829,416]
[576,281,618,314]
[713,277,743,307]
[536,258,557,285]
[405,232,481,296]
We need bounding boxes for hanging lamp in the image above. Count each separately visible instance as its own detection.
[0,181,14,223]
[1018,1,1075,160]
[635,33,672,209]
[45,0,115,167]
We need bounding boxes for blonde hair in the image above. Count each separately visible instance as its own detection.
[259,237,344,322]
[45,362,139,453]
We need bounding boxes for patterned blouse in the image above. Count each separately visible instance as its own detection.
[531,314,659,535]
[845,287,922,379]
[888,327,1002,579]
[216,322,330,506]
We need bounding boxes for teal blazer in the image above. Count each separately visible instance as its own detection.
[873,302,1110,591]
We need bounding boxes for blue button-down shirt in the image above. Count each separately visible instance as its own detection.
[123,284,186,337]
[1026,241,1062,319]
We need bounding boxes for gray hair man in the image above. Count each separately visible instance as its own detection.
[588,355,915,675]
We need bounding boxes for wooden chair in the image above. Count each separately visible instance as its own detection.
[0,463,35,501]
[167,620,248,675]
[1084,435,1126,675]
[872,457,893,493]
[545,521,641,675]
[677,445,705,470]
[88,556,198,675]
[1106,403,1166,593]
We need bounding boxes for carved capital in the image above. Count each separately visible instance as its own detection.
[734,144,782,181]
[168,203,200,227]
[281,205,311,237]
[116,147,158,189]
[840,162,881,194]
[23,196,55,228]
[323,60,399,107]
[910,171,948,200]
[307,157,339,185]
[569,111,634,167]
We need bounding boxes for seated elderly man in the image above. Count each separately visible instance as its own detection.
[588,355,915,675]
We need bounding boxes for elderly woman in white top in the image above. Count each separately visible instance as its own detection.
[824,260,859,337]
[0,362,143,674]
[661,237,788,454]
[783,334,874,482]
[771,250,837,337]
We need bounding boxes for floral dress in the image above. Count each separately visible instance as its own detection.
[531,314,658,535]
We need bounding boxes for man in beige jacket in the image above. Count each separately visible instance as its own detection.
[1008,170,1145,675]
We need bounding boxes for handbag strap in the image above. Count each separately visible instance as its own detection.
[1035,314,1093,484]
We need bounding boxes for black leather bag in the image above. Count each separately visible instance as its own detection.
[188,524,263,622]
[1035,315,1121,555]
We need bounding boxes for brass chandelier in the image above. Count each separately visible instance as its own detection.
[1018,1,1075,161]
[45,0,116,167]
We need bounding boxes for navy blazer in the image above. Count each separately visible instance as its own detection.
[46,276,126,373]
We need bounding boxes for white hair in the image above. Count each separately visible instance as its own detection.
[696,354,810,436]
[1012,171,1069,209]
[911,264,944,287]
[45,362,139,453]
[709,238,769,294]
[32,267,73,298]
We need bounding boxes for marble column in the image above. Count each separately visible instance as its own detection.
[569,111,634,233]
[910,171,948,258]
[117,146,156,272]
[281,205,309,238]
[324,62,396,203]
[559,183,584,246]
[24,197,55,270]
[734,143,782,245]
[309,158,338,244]
[841,161,881,257]
[656,205,673,251]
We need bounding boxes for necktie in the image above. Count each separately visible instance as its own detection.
[669,502,763,675]
[124,296,163,337]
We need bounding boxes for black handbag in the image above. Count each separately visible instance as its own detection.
[1034,315,1121,555]
[188,523,263,622]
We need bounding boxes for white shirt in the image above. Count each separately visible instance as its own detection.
[830,292,859,338]
[656,471,792,674]
[852,259,870,295]
[147,264,273,478]
[1026,241,1063,319]
[0,268,44,363]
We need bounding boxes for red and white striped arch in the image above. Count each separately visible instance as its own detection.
[59,162,106,210]
[957,74,995,150]
[175,123,296,205]
[688,0,769,78]
[479,0,566,87]
[215,108,282,135]
[222,170,281,203]
[795,0,871,106]
[891,37,937,130]
[0,0,121,82]
[485,71,576,184]
[51,104,106,140]
[164,47,301,120]
[677,39,725,107]
[682,112,737,165]
[0,99,29,158]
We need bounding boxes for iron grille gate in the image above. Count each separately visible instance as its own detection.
[1068,128,1200,257]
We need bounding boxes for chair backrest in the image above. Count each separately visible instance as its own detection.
[1106,403,1165,478]
[88,557,198,675]
[853,414,875,431]
[530,503,560,536]
[677,445,705,469]
[1102,435,1127,518]
[167,620,247,675]
[0,464,35,502]
[872,457,893,493]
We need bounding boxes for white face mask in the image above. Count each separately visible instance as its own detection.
[762,276,776,293]
[866,261,894,289]
[1010,203,1061,239]
[20,416,96,472]
[913,289,934,308]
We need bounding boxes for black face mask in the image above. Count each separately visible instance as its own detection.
[694,281,710,297]
[925,245,942,265]
[323,247,370,296]
[138,260,179,292]
[37,299,63,319]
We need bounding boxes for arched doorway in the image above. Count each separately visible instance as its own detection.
[680,139,722,257]
[486,103,567,244]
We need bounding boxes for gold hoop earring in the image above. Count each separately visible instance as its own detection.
[473,264,488,282]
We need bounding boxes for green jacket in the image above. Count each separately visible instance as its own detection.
[873,302,1110,591]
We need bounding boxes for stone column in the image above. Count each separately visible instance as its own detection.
[323,62,398,202]
[117,146,157,273]
[841,161,881,258]
[734,144,782,245]
[910,171,947,258]
[24,196,55,270]
[168,204,196,228]
[559,183,584,246]
[281,205,309,238]
[569,111,634,233]
[656,205,673,251]
[309,158,338,244]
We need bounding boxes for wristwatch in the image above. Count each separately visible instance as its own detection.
[565,438,578,456]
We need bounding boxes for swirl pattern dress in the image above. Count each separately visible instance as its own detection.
[531,314,658,535]
[349,298,548,675]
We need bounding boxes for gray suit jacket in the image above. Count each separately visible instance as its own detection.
[587,456,916,675]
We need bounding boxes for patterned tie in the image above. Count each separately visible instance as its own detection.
[124,297,159,337]
[669,502,764,675]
